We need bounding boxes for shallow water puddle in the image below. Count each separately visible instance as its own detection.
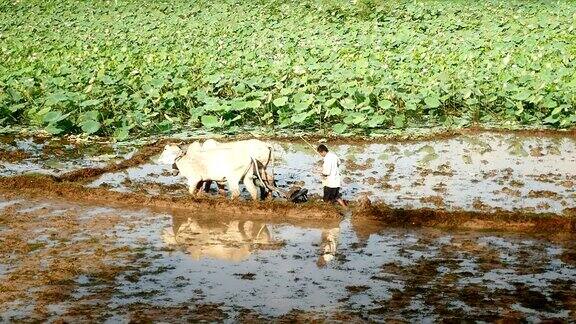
[87,132,576,214]
[1,197,575,321]
[0,135,134,176]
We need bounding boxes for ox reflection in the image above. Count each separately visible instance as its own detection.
[162,215,281,262]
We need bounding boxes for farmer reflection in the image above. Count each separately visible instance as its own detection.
[316,227,340,268]
[162,216,278,262]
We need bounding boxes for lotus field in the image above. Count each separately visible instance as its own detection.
[1,0,575,139]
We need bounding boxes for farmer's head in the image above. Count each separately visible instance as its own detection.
[316,144,328,157]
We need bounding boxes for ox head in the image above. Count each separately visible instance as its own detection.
[186,141,202,155]
[157,144,183,166]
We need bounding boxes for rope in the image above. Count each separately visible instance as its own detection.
[251,156,274,193]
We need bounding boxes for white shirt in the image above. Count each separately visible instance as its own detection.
[322,151,341,188]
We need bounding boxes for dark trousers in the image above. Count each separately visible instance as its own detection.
[323,186,340,203]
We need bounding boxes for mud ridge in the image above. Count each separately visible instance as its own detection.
[56,139,170,182]
[47,128,576,184]
[0,148,30,163]
[355,202,576,233]
[173,127,576,145]
[2,174,575,233]
[0,175,338,221]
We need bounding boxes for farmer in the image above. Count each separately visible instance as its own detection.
[317,144,347,207]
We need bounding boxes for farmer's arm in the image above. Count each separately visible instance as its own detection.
[321,155,331,176]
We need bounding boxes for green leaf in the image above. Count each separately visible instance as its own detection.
[550,106,563,116]
[246,100,261,109]
[378,99,393,110]
[45,123,63,135]
[206,75,221,84]
[543,114,559,124]
[178,87,189,97]
[101,75,117,85]
[324,98,336,107]
[343,112,366,125]
[542,99,557,109]
[230,100,248,111]
[201,115,220,128]
[393,114,406,128]
[513,90,531,101]
[8,88,22,102]
[79,99,101,107]
[339,98,356,110]
[82,110,99,121]
[157,120,173,133]
[273,97,288,107]
[326,107,342,117]
[291,112,309,123]
[43,111,63,123]
[114,127,130,141]
[204,102,225,112]
[368,115,387,128]
[294,102,310,112]
[293,65,306,75]
[332,123,348,134]
[81,120,101,134]
[8,103,26,113]
[45,92,68,106]
[424,95,441,108]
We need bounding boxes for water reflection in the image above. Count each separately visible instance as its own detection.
[317,227,340,267]
[144,212,576,321]
[3,195,575,321]
[163,213,348,268]
[162,216,279,262]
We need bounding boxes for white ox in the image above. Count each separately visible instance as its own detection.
[158,143,271,200]
[186,139,276,198]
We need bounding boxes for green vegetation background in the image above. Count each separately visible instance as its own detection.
[1,0,575,140]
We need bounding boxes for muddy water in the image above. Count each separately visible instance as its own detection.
[278,133,575,214]
[2,132,576,321]
[87,133,576,214]
[0,136,135,176]
[1,196,575,322]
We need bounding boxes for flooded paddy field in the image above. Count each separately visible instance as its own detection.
[80,132,575,215]
[1,196,575,322]
[0,131,575,321]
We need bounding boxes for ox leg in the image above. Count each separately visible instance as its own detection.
[260,168,274,200]
[244,176,260,201]
[216,182,227,196]
[203,180,212,193]
[228,178,242,200]
[187,177,202,196]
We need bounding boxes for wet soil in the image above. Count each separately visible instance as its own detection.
[0,148,29,163]
[1,131,575,232]
[1,196,574,322]
[1,131,576,321]
[0,175,336,222]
